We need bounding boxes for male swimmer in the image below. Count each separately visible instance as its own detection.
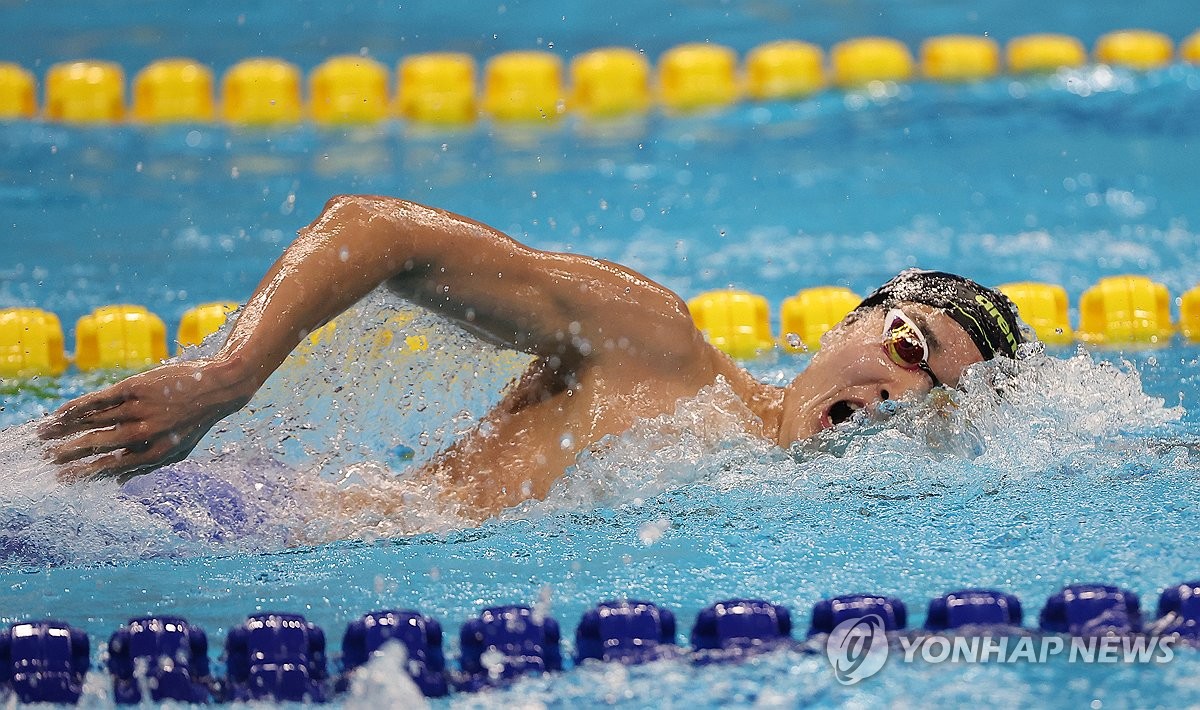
[38,195,1024,520]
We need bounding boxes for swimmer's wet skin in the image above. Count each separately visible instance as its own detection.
[38,196,1025,522]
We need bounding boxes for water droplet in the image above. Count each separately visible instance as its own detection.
[785,332,806,350]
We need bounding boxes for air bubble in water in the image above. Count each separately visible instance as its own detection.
[638,517,670,545]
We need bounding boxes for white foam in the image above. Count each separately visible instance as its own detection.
[0,420,177,565]
[342,641,430,710]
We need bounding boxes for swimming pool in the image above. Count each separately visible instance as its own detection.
[3,0,1200,706]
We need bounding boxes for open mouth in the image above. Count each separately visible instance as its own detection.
[824,400,865,428]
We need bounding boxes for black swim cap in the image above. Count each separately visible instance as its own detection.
[856,269,1024,360]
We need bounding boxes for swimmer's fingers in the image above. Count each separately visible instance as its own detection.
[38,388,135,439]
[46,428,142,466]
[38,402,141,442]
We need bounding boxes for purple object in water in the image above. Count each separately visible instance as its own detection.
[108,616,211,704]
[225,613,328,702]
[1039,584,1142,636]
[1149,580,1200,638]
[809,594,907,636]
[0,620,90,704]
[691,599,792,652]
[340,610,447,696]
[457,605,561,691]
[576,600,678,663]
[925,589,1023,631]
[120,461,264,541]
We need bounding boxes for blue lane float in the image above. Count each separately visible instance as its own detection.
[225,613,329,703]
[4,580,1200,704]
[575,600,679,664]
[0,620,90,705]
[456,605,562,692]
[925,589,1024,631]
[1149,581,1200,638]
[808,593,907,635]
[691,599,793,658]
[340,609,448,697]
[108,616,213,704]
[1039,584,1143,636]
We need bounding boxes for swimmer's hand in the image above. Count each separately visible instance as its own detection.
[37,359,253,483]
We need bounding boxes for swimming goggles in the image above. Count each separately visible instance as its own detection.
[881,308,942,387]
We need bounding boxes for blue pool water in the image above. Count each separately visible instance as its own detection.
[3,0,1200,706]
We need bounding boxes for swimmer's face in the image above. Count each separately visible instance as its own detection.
[777,303,985,447]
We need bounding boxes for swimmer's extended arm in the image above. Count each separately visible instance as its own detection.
[226,194,701,369]
[40,194,701,480]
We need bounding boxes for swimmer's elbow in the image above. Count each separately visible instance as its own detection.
[305,195,435,252]
[317,194,403,224]
[300,195,377,239]
[317,195,466,242]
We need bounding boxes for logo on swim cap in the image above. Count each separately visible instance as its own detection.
[825,614,889,685]
[974,294,1019,350]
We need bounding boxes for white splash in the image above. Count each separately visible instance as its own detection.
[516,377,777,516]
[342,641,429,710]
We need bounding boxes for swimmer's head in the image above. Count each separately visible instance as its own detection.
[776,269,1026,447]
[852,268,1024,362]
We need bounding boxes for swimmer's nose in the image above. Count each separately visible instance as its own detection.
[875,368,938,403]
